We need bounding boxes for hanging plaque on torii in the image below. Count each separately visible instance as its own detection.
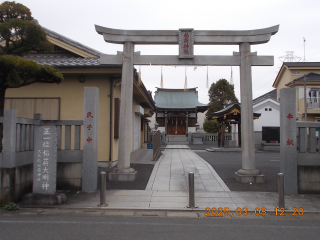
[95,24,279,183]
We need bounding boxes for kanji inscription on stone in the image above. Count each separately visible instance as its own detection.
[287,113,293,119]
[179,28,194,59]
[33,125,57,194]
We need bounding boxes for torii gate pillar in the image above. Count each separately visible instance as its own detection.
[235,42,265,183]
[109,42,137,181]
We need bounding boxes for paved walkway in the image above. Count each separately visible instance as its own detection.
[20,146,320,213]
[145,147,229,192]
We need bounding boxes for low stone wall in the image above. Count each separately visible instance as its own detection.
[0,165,33,206]
[261,143,280,151]
[57,163,82,190]
[298,166,320,194]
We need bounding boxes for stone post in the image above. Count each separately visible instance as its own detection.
[82,87,99,191]
[33,125,57,194]
[3,109,17,168]
[280,88,297,194]
[235,42,264,183]
[186,111,188,136]
[109,42,137,181]
[165,111,167,135]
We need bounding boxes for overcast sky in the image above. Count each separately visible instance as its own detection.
[15,0,320,104]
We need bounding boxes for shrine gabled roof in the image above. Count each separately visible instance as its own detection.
[207,103,261,120]
[154,88,208,110]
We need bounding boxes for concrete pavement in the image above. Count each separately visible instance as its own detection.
[18,145,320,213]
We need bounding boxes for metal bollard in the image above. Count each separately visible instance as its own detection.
[187,172,197,208]
[278,173,285,209]
[98,171,107,207]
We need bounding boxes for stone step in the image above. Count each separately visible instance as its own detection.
[168,136,188,142]
[167,141,189,145]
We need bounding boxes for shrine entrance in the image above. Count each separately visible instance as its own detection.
[167,117,186,135]
[95,24,279,183]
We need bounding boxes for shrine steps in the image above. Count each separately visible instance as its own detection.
[166,135,189,145]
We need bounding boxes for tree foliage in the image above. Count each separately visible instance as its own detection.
[203,119,219,134]
[0,1,63,116]
[206,79,238,117]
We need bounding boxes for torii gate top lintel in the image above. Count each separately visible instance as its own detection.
[95,24,279,45]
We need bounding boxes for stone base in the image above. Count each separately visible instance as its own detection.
[109,171,137,181]
[21,193,67,205]
[234,172,265,184]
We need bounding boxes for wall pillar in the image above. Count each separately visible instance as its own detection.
[3,109,17,168]
[235,42,264,183]
[109,42,136,181]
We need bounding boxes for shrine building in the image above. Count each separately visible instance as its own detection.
[154,88,208,135]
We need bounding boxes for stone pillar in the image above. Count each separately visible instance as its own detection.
[109,42,136,181]
[165,111,167,135]
[3,109,17,168]
[280,88,297,194]
[235,42,264,183]
[82,87,99,191]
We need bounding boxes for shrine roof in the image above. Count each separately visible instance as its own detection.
[207,103,261,120]
[154,88,208,110]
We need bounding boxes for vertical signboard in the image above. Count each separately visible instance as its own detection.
[33,125,57,194]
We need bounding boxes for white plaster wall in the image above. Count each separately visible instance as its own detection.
[253,100,280,131]
[188,127,196,133]
[197,111,207,128]
[148,115,156,129]
[189,113,196,117]
[158,126,165,133]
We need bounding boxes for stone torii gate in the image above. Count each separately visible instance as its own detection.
[95,25,279,182]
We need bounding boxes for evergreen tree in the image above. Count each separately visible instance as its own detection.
[0,1,63,116]
[206,79,238,117]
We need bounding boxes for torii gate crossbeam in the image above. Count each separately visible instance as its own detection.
[96,25,279,183]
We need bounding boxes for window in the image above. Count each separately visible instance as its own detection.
[291,70,301,76]
[269,108,272,111]
[265,108,268,111]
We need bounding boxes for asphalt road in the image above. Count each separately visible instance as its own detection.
[0,214,319,240]
[194,151,280,192]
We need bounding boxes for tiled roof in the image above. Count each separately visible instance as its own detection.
[24,54,121,67]
[292,72,320,82]
[24,54,99,67]
[252,89,278,106]
[43,27,103,58]
[154,88,208,109]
